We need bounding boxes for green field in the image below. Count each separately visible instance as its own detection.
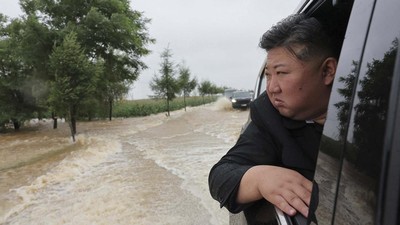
[113,95,218,118]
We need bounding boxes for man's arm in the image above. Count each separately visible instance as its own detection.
[208,121,279,213]
[237,165,313,217]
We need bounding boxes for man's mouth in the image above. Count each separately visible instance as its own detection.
[273,98,284,107]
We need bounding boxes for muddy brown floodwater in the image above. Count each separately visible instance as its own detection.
[0,98,249,225]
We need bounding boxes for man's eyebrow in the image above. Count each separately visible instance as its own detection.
[265,63,287,70]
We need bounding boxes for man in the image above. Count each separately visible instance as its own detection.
[208,14,338,224]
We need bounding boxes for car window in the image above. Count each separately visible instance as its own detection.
[384,117,400,224]
[314,0,400,224]
[254,61,267,98]
[233,91,252,98]
[334,0,400,224]
[312,0,375,224]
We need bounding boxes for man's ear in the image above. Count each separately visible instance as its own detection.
[322,57,337,85]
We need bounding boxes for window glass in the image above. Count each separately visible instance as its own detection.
[312,0,375,224]
[334,0,400,224]
[255,60,267,98]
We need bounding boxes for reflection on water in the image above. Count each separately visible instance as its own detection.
[0,98,247,225]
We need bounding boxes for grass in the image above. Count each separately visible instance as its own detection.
[113,95,218,118]
[0,95,219,132]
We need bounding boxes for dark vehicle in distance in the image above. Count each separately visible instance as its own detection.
[230,91,253,109]
[224,88,237,99]
[230,0,400,224]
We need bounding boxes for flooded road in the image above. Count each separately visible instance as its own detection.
[0,99,249,225]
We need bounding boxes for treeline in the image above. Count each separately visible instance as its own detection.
[0,0,153,140]
[114,96,218,118]
[149,47,225,116]
[0,1,226,140]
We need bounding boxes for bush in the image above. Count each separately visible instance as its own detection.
[113,95,218,117]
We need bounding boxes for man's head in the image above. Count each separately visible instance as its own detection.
[260,14,338,123]
[260,14,338,61]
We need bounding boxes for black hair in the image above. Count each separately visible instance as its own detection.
[259,14,337,61]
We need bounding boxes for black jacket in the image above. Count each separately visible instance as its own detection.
[208,92,322,221]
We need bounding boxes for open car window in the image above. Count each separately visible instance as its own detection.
[272,0,356,224]
[237,0,400,224]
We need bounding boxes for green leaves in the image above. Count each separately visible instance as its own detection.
[178,64,197,97]
[198,80,223,96]
[150,47,180,100]
[1,0,153,131]
[49,32,96,112]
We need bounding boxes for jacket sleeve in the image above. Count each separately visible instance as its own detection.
[208,118,280,213]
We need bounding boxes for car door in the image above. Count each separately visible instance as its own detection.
[312,0,400,224]
[230,0,354,224]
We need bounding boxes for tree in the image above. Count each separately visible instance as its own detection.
[20,0,154,120]
[352,39,397,177]
[333,39,398,177]
[210,84,224,95]
[177,63,197,111]
[334,60,358,139]
[0,15,41,130]
[48,32,98,141]
[1,1,154,130]
[150,47,179,116]
[198,80,213,104]
[198,80,224,104]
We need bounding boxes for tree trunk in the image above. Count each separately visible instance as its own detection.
[38,111,43,121]
[69,121,76,142]
[69,106,77,142]
[53,118,58,129]
[109,99,113,121]
[184,94,187,112]
[52,112,58,129]
[166,98,170,117]
[12,119,20,130]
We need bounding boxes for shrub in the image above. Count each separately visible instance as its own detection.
[113,95,218,117]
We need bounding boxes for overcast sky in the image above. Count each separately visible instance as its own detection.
[1,0,299,99]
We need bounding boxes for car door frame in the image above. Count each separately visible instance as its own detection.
[378,39,400,225]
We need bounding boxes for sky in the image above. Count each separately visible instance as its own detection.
[1,0,300,99]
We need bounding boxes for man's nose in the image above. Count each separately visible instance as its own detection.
[267,75,280,94]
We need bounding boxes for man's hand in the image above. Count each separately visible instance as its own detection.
[237,165,313,217]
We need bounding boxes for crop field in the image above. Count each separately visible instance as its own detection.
[113,95,219,118]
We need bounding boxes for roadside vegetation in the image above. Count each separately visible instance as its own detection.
[0,0,226,139]
[0,0,153,141]
[113,95,218,118]
[149,47,224,116]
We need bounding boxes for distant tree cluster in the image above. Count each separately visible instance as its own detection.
[0,0,154,140]
[150,47,224,116]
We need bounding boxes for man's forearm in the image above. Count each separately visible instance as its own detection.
[236,165,266,204]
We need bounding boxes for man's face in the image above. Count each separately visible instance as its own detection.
[264,47,333,121]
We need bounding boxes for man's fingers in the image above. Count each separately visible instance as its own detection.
[273,195,297,216]
[292,175,313,205]
[294,184,312,206]
[277,188,310,217]
[256,166,315,218]
[285,189,310,216]
[301,178,313,192]
[288,195,309,217]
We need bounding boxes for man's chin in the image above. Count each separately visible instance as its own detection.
[277,109,294,119]
[277,109,307,121]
